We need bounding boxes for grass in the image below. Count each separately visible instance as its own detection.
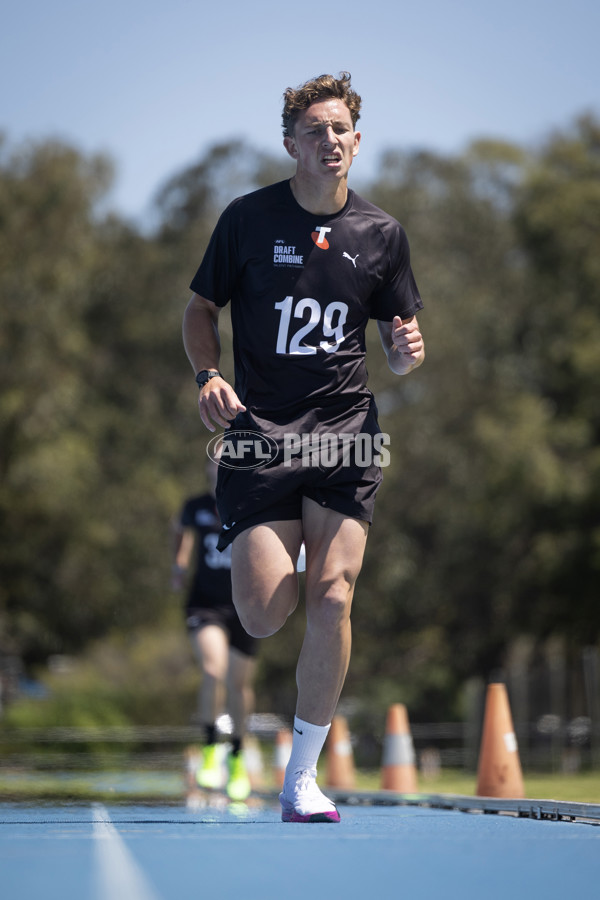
[0,769,185,804]
[354,769,600,804]
[2,766,599,805]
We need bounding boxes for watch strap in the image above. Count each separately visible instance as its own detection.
[195,369,222,389]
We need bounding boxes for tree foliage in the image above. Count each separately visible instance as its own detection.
[1,118,599,725]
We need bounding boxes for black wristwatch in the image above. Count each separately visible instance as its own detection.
[195,369,222,389]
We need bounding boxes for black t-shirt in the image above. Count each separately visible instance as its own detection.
[179,494,232,605]
[190,179,423,433]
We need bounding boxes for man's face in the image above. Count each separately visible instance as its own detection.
[284,98,361,182]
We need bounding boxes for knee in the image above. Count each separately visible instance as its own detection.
[307,580,353,630]
[238,608,287,639]
[201,662,226,682]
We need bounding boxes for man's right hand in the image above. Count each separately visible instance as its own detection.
[198,376,246,432]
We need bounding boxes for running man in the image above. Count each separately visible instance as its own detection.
[172,457,258,802]
[182,72,425,822]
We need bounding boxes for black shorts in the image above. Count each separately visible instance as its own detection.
[215,406,386,551]
[186,605,258,658]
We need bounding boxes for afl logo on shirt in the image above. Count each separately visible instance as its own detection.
[312,226,332,249]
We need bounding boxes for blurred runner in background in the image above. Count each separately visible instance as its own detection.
[171,455,258,801]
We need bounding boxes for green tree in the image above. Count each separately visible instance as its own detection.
[509,115,600,644]
[0,138,115,661]
[348,125,600,720]
[2,120,599,733]
[0,138,187,663]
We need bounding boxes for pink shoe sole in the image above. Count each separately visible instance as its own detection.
[281,807,341,823]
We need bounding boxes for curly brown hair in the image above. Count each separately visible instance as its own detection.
[282,72,362,137]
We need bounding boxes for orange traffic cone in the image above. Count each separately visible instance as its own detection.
[381,703,418,792]
[325,715,356,789]
[476,682,525,798]
[273,728,292,788]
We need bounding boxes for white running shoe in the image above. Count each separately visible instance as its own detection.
[279,768,340,823]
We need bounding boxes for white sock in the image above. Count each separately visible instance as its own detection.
[284,717,330,782]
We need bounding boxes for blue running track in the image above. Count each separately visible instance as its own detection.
[2,797,600,900]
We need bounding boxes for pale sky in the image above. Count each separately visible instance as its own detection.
[3,0,598,223]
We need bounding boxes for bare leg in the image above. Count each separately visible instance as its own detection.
[231,506,366,723]
[231,520,304,637]
[190,624,229,727]
[231,505,368,821]
[227,648,256,740]
[296,498,368,725]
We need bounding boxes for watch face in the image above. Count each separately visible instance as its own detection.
[196,370,218,387]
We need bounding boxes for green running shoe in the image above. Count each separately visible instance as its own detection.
[226,752,251,801]
[196,744,222,790]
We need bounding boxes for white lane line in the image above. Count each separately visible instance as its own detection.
[91,803,162,900]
